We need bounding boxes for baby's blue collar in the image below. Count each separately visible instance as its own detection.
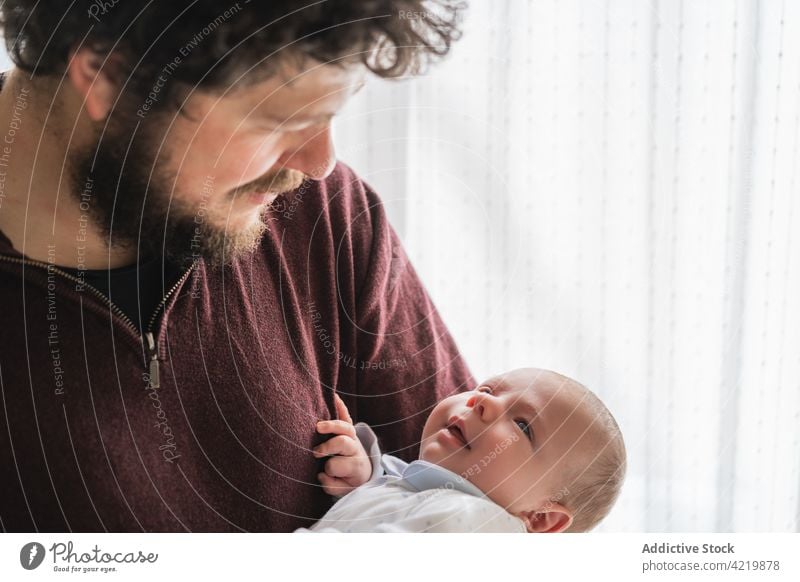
[381,455,487,499]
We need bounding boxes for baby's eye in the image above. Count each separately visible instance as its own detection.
[477,385,493,394]
[515,419,533,440]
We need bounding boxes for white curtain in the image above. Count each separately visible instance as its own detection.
[336,0,800,532]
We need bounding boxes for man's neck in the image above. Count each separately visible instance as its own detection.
[0,68,137,269]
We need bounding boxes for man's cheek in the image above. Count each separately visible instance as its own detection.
[226,133,284,168]
[222,153,283,189]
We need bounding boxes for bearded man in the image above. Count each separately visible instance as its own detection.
[0,0,475,532]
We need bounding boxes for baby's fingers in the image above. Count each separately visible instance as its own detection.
[318,472,354,497]
[333,392,353,424]
[323,454,365,480]
[313,434,360,458]
[316,419,356,438]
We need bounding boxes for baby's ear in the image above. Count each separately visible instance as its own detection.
[517,504,573,533]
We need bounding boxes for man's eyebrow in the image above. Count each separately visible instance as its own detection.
[255,82,364,125]
[255,110,335,125]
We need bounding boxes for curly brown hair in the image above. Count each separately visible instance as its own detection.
[1,0,465,111]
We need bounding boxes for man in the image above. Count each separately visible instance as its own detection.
[0,0,476,531]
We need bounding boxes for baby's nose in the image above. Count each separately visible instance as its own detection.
[469,393,497,421]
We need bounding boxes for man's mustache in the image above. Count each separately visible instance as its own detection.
[232,169,306,197]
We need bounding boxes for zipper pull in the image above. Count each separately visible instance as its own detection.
[146,332,160,389]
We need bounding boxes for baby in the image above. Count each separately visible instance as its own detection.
[298,367,626,533]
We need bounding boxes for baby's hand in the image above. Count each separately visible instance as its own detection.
[313,393,371,497]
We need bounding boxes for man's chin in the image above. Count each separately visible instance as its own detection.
[241,191,281,207]
[163,215,269,268]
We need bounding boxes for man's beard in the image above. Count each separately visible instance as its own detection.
[69,113,305,268]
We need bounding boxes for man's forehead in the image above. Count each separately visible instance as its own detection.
[239,62,365,107]
[184,61,365,123]
[270,59,367,87]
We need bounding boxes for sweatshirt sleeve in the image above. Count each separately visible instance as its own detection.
[347,171,478,463]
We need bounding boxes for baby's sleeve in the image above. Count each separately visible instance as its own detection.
[354,422,384,483]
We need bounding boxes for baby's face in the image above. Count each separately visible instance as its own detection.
[420,368,595,517]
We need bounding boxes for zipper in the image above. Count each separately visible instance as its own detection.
[145,331,160,389]
[143,263,197,389]
[0,253,197,389]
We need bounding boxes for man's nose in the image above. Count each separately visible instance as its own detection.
[276,124,336,180]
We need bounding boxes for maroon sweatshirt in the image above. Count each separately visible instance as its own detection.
[0,163,477,532]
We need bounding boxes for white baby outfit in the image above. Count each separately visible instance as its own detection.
[296,423,526,533]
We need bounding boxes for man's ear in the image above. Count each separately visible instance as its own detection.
[66,47,124,121]
[517,503,573,533]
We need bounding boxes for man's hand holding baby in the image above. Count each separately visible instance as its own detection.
[314,393,372,497]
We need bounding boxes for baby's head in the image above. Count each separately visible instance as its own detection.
[420,368,626,532]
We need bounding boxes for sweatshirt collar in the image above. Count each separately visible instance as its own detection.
[0,228,22,258]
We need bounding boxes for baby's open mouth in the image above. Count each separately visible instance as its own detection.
[446,423,470,450]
